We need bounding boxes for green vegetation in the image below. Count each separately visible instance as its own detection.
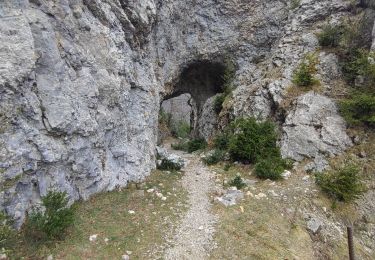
[290,0,301,9]
[255,157,286,180]
[210,118,289,180]
[341,50,375,88]
[228,175,246,190]
[292,54,319,87]
[25,191,74,240]
[340,92,375,127]
[316,164,365,202]
[157,158,182,171]
[10,170,187,259]
[171,120,191,139]
[317,24,344,48]
[202,150,226,165]
[227,118,280,163]
[213,58,236,114]
[0,212,14,252]
[172,138,207,153]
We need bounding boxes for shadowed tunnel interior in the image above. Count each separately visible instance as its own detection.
[161,60,226,138]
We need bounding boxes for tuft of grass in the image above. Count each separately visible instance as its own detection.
[315,164,365,202]
[171,120,191,139]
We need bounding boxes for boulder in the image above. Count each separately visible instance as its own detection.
[281,92,352,161]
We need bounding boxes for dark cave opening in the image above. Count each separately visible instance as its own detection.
[160,60,227,140]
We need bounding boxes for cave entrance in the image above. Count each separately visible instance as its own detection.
[159,60,226,142]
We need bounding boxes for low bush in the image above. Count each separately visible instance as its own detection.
[186,139,207,153]
[228,176,247,190]
[213,131,231,150]
[341,50,375,88]
[213,58,236,114]
[202,150,226,165]
[171,120,191,139]
[254,157,286,180]
[317,24,343,48]
[25,191,74,240]
[292,55,319,87]
[157,158,182,171]
[172,138,207,153]
[227,118,280,163]
[213,94,226,114]
[0,212,14,249]
[315,164,365,202]
[340,92,375,127]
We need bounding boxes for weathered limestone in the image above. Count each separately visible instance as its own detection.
[0,0,361,226]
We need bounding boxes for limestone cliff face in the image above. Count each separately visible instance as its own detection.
[0,0,372,225]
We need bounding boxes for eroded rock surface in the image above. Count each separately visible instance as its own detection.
[281,92,352,161]
[0,0,367,226]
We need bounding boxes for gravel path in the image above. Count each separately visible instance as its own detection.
[164,149,218,260]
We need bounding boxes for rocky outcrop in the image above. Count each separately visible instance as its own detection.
[0,0,362,226]
[280,92,352,161]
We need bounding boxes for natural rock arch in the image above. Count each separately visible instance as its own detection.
[161,60,226,138]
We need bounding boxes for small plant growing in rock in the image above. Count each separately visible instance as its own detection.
[292,55,319,87]
[157,158,182,171]
[25,190,75,240]
[315,164,365,202]
[213,58,236,114]
[317,24,343,48]
[228,175,246,190]
[202,150,226,165]
[290,0,301,9]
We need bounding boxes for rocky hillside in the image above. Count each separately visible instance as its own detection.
[0,0,374,227]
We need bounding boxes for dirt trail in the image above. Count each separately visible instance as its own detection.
[163,145,218,260]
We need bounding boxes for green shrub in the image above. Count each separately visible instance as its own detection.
[159,108,172,125]
[157,158,182,171]
[202,150,226,165]
[254,157,286,180]
[172,138,207,153]
[171,120,191,139]
[171,140,189,151]
[315,165,365,202]
[340,92,375,127]
[317,24,343,48]
[187,138,207,153]
[341,50,375,87]
[292,55,318,87]
[213,94,226,114]
[227,118,280,163]
[0,212,14,249]
[228,176,247,190]
[213,131,231,150]
[213,58,236,114]
[26,191,74,240]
